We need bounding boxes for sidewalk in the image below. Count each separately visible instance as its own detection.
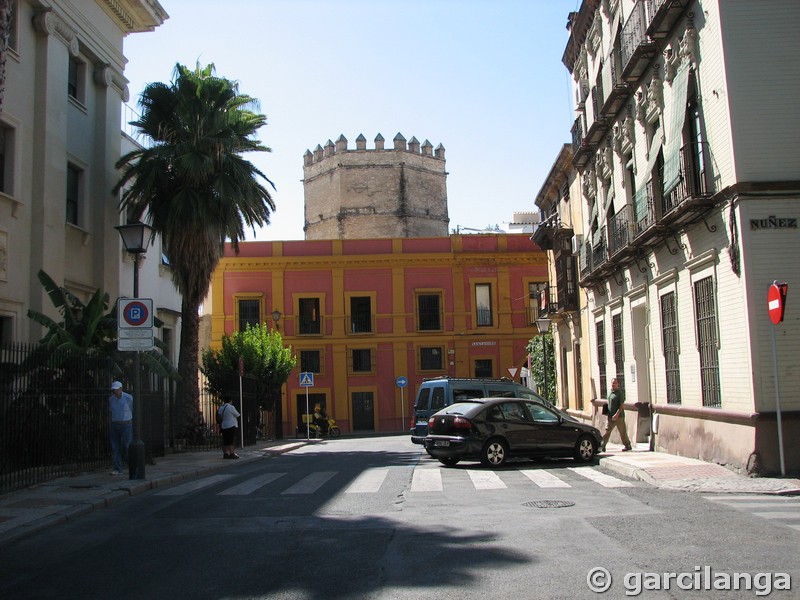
[599,442,800,495]
[0,439,312,548]
[1,439,798,548]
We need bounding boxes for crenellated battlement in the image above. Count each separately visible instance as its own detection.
[304,133,445,166]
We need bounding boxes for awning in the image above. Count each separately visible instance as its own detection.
[662,62,691,193]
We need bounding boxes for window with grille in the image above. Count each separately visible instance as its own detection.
[66,163,81,225]
[474,359,493,378]
[475,283,492,326]
[417,294,441,331]
[0,125,7,194]
[349,296,372,333]
[660,292,681,404]
[300,350,321,373]
[299,297,321,334]
[695,276,721,407]
[419,346,443,371]
[237,299,260,331]
[612,313,625,390]
[351,348,373,373]
[596,320,607,398]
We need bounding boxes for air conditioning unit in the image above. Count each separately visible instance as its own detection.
[571,234,583,256]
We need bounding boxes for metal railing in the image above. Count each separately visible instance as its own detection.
[621,0,649,74]
[663,142,711,213]
[607,206,631,256]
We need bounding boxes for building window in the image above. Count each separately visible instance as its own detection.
[66,163,82,225]
[349,296,372,334]
[612,313,625,391]
[419,346,443,371]
[695,276,721,407]
[350,348,373,374]
[474,359,493,378]
[68,55,86,103]
[300,350,322,373]
[298,297,321,335]
[0,315,13,343]
[660,292,681,404]
[6,2,18,53]
[417,293,441,331]
[475,283,493,326]
[596,320,607,398]
[237,298,261,331]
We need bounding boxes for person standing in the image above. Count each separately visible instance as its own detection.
[218,399,241,459]
[108,381,133,475]
[601,378,632,452]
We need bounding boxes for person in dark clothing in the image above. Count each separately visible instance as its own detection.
[601,378,632,452]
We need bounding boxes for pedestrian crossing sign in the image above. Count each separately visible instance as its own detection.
[299,372,314,387]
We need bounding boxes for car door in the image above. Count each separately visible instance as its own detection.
[488,400,537,452]
[522,401,575,451]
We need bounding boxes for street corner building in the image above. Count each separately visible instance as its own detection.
[533,0,800,475]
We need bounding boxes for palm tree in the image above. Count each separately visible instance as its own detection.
[113,63,276,441]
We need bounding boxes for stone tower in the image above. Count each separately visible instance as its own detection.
[303,133,449,239]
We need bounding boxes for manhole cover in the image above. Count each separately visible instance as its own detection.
[523,500,575,509]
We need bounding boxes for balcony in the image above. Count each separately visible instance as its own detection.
[349,314,373,334]
[646,0,690,40]
[599,58,630,119]
[571,117,591,170]
[607,206,635,260]
[631,180,662,246]
[621,0,658,84]
[661,142,714,228]
[298,316,322,335]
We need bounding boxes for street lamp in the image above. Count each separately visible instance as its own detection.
[115,221,152,480]
[272,309,282,329]
[536,317,551,403]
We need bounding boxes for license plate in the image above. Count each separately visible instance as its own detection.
[434,440,450,447]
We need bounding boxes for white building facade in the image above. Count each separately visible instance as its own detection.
[0,0,168,344]
[563,0,800,474]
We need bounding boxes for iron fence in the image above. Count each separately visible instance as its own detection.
[0,342,173,495]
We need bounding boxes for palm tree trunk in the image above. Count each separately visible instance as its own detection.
[176,296,204,442]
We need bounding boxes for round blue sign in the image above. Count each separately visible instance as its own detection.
[123,301,149,326]
[396,376,408,388]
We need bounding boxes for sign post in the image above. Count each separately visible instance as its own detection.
[238,357,245,449]
[396,376,408,431]
[768,282,788,476]
[299,372,314,439]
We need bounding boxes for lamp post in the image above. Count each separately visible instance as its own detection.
[536,317,551,403]
[272,309,281,330]
[115,221,152,480]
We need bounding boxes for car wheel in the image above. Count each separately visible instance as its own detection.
[574,435,597,462]
[439,457,459,467]
[481,438,508,468]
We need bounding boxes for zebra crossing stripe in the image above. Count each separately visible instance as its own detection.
[155,474,235,496]
[519,469,571,488]
[345,468,390,493]
[218,472,286,495]
[466,469,506,490]
[281,471,337,494]
[568,467,633,487]
[411,469,443,492]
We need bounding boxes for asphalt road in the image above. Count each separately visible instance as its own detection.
[1,436,798,599]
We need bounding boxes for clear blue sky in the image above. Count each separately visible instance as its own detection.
[122,0,579,241]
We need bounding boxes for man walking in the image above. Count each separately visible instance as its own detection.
[108,381,134,475]
[601,378,632,452]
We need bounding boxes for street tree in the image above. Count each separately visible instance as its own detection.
[527,333,556,403]
[113,63,276,442]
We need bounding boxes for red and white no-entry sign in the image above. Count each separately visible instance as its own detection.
[768,283,788,325]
